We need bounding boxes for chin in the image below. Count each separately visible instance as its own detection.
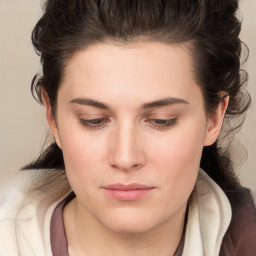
[99,209,161,234]
[106,221,154,234]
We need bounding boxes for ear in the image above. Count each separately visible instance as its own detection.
[41,89,62,149]
[203,92,229,146]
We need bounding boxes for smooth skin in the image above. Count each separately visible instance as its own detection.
[42,41,229,256]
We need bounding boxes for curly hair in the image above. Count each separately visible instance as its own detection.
[24,0,251,207]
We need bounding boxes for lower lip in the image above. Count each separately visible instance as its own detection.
[104,188,154,201]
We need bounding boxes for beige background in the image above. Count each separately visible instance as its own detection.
[0,0,255,195]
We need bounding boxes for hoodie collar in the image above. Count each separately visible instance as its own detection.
[182,169,232,256]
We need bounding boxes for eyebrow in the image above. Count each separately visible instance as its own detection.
[70,97,189,110]
[142,97,189,109]
[70,98,109,109]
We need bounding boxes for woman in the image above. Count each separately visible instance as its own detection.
[0,0,255,255]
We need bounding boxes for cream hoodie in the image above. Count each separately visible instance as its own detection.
[0,169,231,256]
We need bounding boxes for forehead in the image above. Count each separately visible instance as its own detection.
[66,41,194,77]
[60,41,202,106]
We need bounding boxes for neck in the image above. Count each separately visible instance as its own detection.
[64,198,187,256]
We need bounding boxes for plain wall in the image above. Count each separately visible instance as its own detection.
[0,0,255,195]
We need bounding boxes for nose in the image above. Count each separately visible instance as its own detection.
[108,123,145,171]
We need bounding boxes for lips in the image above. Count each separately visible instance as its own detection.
[103,183,155,201]
[105,183,153,190]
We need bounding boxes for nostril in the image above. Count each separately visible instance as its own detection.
[110,162,143,171]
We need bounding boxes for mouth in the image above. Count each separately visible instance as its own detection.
[102,183,155,201]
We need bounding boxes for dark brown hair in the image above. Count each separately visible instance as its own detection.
[24,0,251,206]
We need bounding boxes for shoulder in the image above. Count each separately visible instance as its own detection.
[220,187,256,256]
[0,169,70,212]
[0,169,71,256]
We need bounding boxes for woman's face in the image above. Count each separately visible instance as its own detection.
[45,42,222,233]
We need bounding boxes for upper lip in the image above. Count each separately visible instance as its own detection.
[104,183,154,190]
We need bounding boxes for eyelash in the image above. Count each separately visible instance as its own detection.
[79,118,109,130]
[146,118,178,130]
[79,118,178,130]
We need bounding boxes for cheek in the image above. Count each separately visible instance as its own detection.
[149,119,206,170]
[57,123,108,189]
[58,111,107,164]
[147,119,206,200]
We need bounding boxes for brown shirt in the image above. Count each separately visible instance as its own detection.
[50,192,75,256]
[50,193,185,256]
[220,188,256,256]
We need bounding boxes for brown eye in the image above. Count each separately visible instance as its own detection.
[146,118,178,130]
[79,118,109,129]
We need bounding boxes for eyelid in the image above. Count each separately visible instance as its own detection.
[79,117,110,130]
[145,117,179,130]
[145,111,178,118]
[78,113,106,118]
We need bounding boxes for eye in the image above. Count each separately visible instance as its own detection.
[79,118,110,130]
[146,118,178,130]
